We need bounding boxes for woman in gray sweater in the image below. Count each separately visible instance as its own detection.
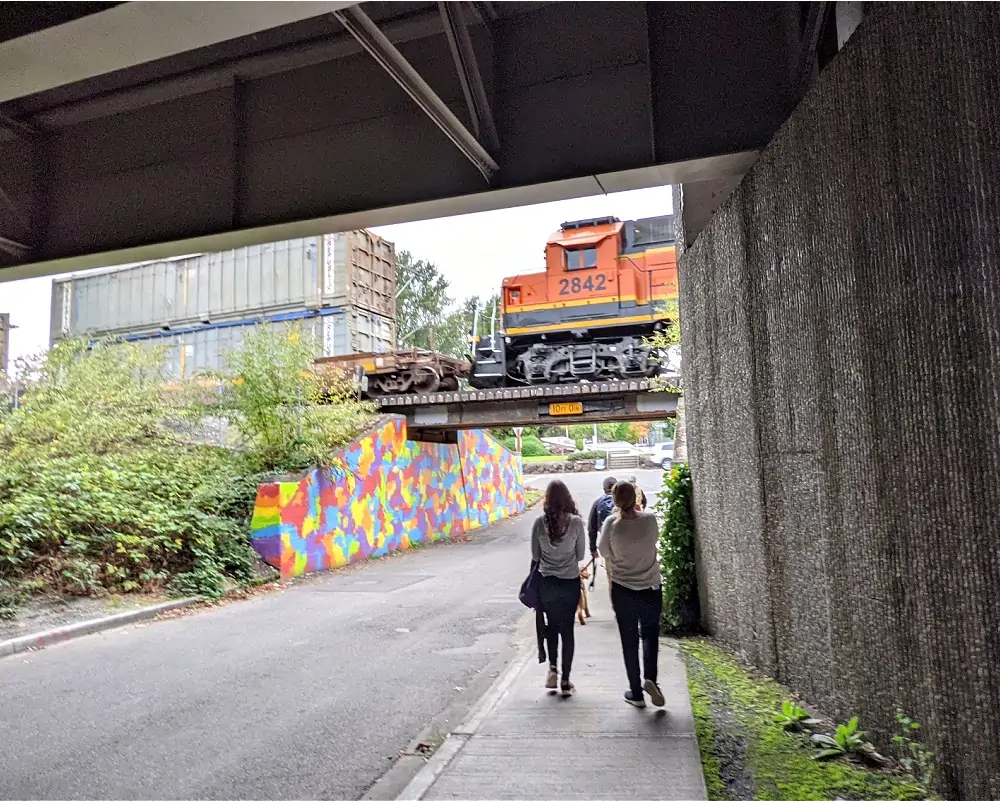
[598,480,665,709]
[531,479,586,697]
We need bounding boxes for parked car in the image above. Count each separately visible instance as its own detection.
[648,443,675,467]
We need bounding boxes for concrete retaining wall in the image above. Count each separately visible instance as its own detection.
[250,417,524,578]
[679,6,1000,800]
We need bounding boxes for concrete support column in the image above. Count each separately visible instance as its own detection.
[676,6,1000,800]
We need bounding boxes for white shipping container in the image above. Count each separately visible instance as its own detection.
[50,229,396,343]
[133,309,395,378]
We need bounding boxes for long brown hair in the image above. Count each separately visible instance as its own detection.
[543,479,579,544]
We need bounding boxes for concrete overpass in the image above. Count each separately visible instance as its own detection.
[0,1,862,280]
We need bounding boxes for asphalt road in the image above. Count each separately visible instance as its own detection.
[525,468,667,511]
[0,468,666,801]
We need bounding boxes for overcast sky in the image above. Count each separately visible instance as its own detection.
[0,185,673,365]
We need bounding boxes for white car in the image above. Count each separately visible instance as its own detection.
[648,443,675,467]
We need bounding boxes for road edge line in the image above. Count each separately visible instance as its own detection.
[0,598,199,660]
[394,642,534,801]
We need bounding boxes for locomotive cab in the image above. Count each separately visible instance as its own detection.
[468,214,678,389]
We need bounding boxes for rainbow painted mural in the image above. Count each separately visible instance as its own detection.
[249,417,524,578]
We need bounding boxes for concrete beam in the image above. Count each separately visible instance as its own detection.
[0,1,361,103]
[0,151,757,284]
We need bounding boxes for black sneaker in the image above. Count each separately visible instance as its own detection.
[624,691,646,708]
[643,679,666,708]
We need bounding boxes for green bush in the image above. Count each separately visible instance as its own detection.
[195,323,377,472]
[0,325,377,615]
[497,433,548,457]
[567,450,602,462]
[519,435,548,458]
[655,462,700,633]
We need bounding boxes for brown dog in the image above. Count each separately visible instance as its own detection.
[577,564,592,625]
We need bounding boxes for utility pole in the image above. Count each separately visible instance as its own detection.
[0,313,11,376]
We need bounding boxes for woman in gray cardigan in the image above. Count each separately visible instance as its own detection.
[531,479,586,697]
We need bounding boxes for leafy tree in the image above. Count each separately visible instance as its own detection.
[424,294,502,360]
[395,250,454,351]
[395,249,503,360]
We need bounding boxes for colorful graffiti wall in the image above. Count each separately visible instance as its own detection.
[250,417,524,578]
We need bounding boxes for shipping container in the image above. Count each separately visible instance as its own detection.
[129,308,395,378]
[50,229,395,343]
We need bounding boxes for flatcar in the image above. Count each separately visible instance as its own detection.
[468,215,677,388]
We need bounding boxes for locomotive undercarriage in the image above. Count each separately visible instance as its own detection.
[511,335,663,385]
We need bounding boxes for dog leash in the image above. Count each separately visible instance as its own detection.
[586,555,597,590]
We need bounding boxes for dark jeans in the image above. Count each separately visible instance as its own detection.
[610,582,663,695]
[539,575,579,680]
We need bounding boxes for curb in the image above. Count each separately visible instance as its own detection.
[395,643,534,801]
[0,598,199,660]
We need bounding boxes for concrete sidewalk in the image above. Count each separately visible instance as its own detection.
[399,581,708,801]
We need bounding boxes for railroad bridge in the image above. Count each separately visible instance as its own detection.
[374,379,678,437]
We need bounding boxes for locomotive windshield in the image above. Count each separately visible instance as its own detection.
[564,246,598,270]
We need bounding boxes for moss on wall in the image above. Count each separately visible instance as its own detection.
[681,640,938,801]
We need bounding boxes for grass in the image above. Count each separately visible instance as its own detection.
[681,639,940,801]
[524,487,543,508]
[522,455,563,463]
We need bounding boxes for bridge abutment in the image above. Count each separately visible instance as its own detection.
[677,6,1000,799]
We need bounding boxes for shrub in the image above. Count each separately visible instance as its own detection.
[194,322,376,472]
[497,433,548,457]
[655,462,700,633]
[519,435,548,458]
[567,450,601,462]
[0,325,376,615]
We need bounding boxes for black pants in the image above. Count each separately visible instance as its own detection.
[535,608,548,663]
[539,575,579,680]
[610,582,663,695]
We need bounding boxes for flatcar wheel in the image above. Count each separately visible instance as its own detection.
[439,376,460,391]
[412,367,441,394]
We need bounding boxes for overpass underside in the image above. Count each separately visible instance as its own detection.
[0,1,842,280]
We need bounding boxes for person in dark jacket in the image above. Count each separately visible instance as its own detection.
[588,476,617,557]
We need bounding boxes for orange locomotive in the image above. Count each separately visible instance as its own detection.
[469,215,677,388]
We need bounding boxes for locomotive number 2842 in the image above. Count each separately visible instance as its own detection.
[557,274,607,295]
